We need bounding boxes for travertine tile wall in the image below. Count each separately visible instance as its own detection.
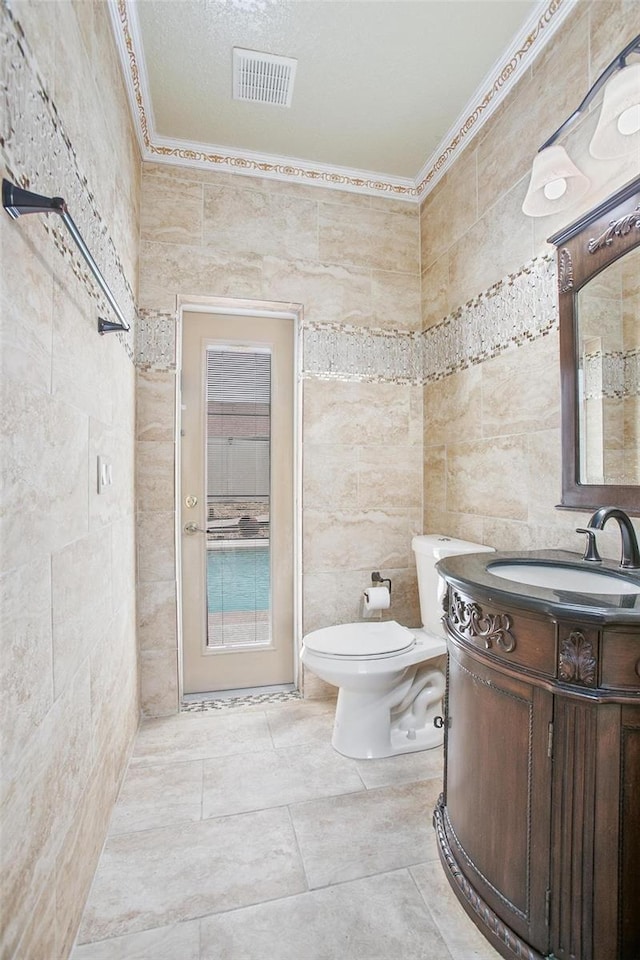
[0,3,140,957]
[421,0,640,553]
[138,164,421,707]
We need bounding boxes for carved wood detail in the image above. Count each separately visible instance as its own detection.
[558,247,574,292]
[587,203,640,254]
[433,795,543,960]
[558,630,597,686]
[449,591,517,652]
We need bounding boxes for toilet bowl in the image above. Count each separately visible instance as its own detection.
[301,534,495,759]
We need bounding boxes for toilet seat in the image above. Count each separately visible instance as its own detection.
[303,620,416,661]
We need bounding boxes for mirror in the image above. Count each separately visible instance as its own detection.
[550,176,640,514]
[577,248,639,487]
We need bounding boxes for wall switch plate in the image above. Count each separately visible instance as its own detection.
[97,455,113,494]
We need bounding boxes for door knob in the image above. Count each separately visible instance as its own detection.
[183,522,205,535]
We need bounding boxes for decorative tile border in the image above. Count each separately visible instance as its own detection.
[108,0,573,203]
[303,324,422,385]
[181,690,302,713]
[583,348,640,400]
[303,255,558,384]
[135,257,559,380]
[422,255,558,383]
[0,1,137,358]
[136,309,176,370]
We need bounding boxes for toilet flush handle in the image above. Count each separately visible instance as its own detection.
[434,715,451,729]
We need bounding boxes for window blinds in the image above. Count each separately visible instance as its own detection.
[206,348,271,499]
[206,349,271,404]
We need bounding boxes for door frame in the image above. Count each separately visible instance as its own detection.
[175,295,304,701]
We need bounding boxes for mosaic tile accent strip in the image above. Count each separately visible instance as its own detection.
[303,324,422,384]
[422,255,558,383]
[303,256,558,384]
[1,2,137,358]
[583,348,640,400]
[136,309,177,370]
[181,690,302,713]
[134,260,556,381]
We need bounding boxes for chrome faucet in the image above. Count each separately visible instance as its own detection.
[587,507,640,570]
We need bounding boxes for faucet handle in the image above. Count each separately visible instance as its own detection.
[576,528,602,563]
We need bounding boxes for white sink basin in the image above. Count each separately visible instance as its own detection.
[488,562,640,595]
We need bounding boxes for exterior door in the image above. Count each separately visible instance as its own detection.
[181,310,294,693]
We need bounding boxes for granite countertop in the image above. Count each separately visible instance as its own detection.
[436,549,640,626]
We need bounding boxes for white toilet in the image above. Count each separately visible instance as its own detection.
[301,534,495,759]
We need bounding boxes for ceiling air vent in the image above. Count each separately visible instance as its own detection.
[233,48,297,108]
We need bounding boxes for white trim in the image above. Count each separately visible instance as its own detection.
[146,132,417,201]
[179,296,300,320]
[106,0,153,156]
[109,0,577,204]
[174,309,184,705]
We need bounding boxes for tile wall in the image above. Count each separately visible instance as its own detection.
[0,2,140,957]
[136,0,640,712]
[137,164,422,707]
[420,0,640,553]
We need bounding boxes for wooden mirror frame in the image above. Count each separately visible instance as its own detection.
[549,175,640,515]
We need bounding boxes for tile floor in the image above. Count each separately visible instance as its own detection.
[71,699,501,960]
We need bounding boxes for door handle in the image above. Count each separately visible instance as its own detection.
[183,522,206,535]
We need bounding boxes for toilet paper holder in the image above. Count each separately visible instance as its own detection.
[371,571,392,598]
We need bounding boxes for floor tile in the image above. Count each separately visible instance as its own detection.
[289,779,442,889]
[73,700,504,960]
[131,710,273,765]
[265,699,336,748]
[355,744,443,789]
[71,920,200,959]
[77,807,306,944]
[200,869,454,960]
[410,861,503,960]
[108,760,203,836]
[202,741,365,818]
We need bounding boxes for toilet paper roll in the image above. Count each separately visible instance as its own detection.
[363,586,391,611]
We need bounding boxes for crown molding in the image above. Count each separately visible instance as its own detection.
[145,132,419,200]
[414,0,578,197]
[108,0,576,205]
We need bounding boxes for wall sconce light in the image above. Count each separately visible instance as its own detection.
[522,34,640,217]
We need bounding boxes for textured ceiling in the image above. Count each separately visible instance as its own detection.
[135,0,538,180]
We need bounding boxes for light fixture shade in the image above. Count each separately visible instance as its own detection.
[589,63,640,159]
[522,144,590,217]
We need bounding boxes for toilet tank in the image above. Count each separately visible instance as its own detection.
[412,534,495,637]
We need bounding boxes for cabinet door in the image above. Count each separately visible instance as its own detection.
[550,701,640,960]
[444,641,553,952]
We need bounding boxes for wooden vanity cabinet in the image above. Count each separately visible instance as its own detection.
[434,585,640,960]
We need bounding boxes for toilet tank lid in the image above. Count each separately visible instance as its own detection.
[412,534,495,560]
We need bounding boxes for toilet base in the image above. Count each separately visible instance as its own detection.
[332,720,443,760]
[330,668,445,760]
